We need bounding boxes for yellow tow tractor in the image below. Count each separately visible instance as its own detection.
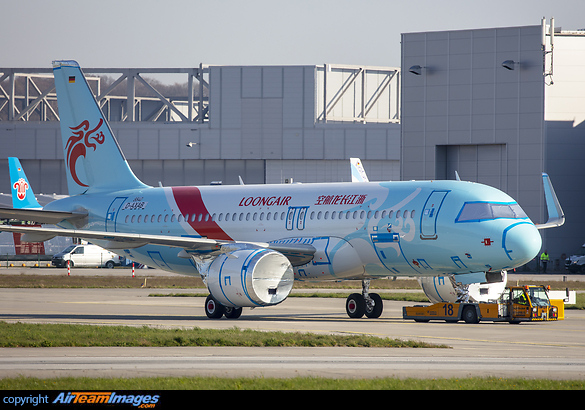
[403,285,565,324]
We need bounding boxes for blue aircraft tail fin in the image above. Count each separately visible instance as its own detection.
[52,60,148,195]
[350,158,369,182]
[8,157,42,209]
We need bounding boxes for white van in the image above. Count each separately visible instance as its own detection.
[51,244,123,268]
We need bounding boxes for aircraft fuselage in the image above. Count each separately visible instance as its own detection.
[44,179,542,281]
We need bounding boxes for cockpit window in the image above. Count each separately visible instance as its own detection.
[456,202,528,223]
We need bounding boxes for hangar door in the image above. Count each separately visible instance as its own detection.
[436,144,507,191]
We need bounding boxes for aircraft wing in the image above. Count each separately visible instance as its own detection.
[0,207,86,224]
[0,224,316,266]
[535,173,565,230]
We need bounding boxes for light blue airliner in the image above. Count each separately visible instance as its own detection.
[0,61,564,319]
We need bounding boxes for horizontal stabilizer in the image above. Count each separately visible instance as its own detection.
[0,207,86,224]
[536,173,565,230]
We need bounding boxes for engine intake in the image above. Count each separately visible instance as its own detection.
[206,249,294,308]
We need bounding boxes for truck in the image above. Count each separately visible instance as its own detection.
[403,285,569,324]
[51,244,123,268]
[565,243,585,273]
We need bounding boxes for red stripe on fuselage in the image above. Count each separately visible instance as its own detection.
[171,186,232,240]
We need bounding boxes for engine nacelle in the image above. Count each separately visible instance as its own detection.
[419,271,507,304]
[206,249,294,308]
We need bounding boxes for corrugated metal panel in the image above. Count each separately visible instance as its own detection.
[262,67,283,98]
[242,67,261,98]
[283,67,305,128]
[219,67,242,128]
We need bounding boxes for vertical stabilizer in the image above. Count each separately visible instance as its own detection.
[52,60,148,195]
[350,158,369,182]
[8,157,42,209]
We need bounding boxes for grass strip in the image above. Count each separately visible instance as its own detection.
[1,375,583,390]
[0,322,446,348]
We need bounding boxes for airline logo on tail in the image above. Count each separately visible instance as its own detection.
[65,118,105,187]
[12,177,29,201]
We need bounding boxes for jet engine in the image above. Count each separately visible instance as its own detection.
[419,270,507,304]
[206,248,294,308]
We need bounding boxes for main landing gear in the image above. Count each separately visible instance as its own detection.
[205,295,243,319]
[204,279,384,320]
[345,279,383,319]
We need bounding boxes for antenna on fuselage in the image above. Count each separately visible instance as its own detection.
[455,171,461,181]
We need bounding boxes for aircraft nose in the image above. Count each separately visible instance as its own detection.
[502,222,542,265]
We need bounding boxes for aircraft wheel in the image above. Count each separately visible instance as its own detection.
[205,295,225,319]
[365,293,383,318]
[346,293,365,318]
[462,305,479,324]
[224,306,243,319]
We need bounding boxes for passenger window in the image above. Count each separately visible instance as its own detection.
[324,211,329,219]
[411,210,415,218]
[332,211,337,219]
[125,215,129,223]
[171,215,176,222]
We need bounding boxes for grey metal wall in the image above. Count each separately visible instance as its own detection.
[401,24,585,264]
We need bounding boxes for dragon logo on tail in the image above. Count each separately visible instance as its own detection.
[65,119,105,187]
